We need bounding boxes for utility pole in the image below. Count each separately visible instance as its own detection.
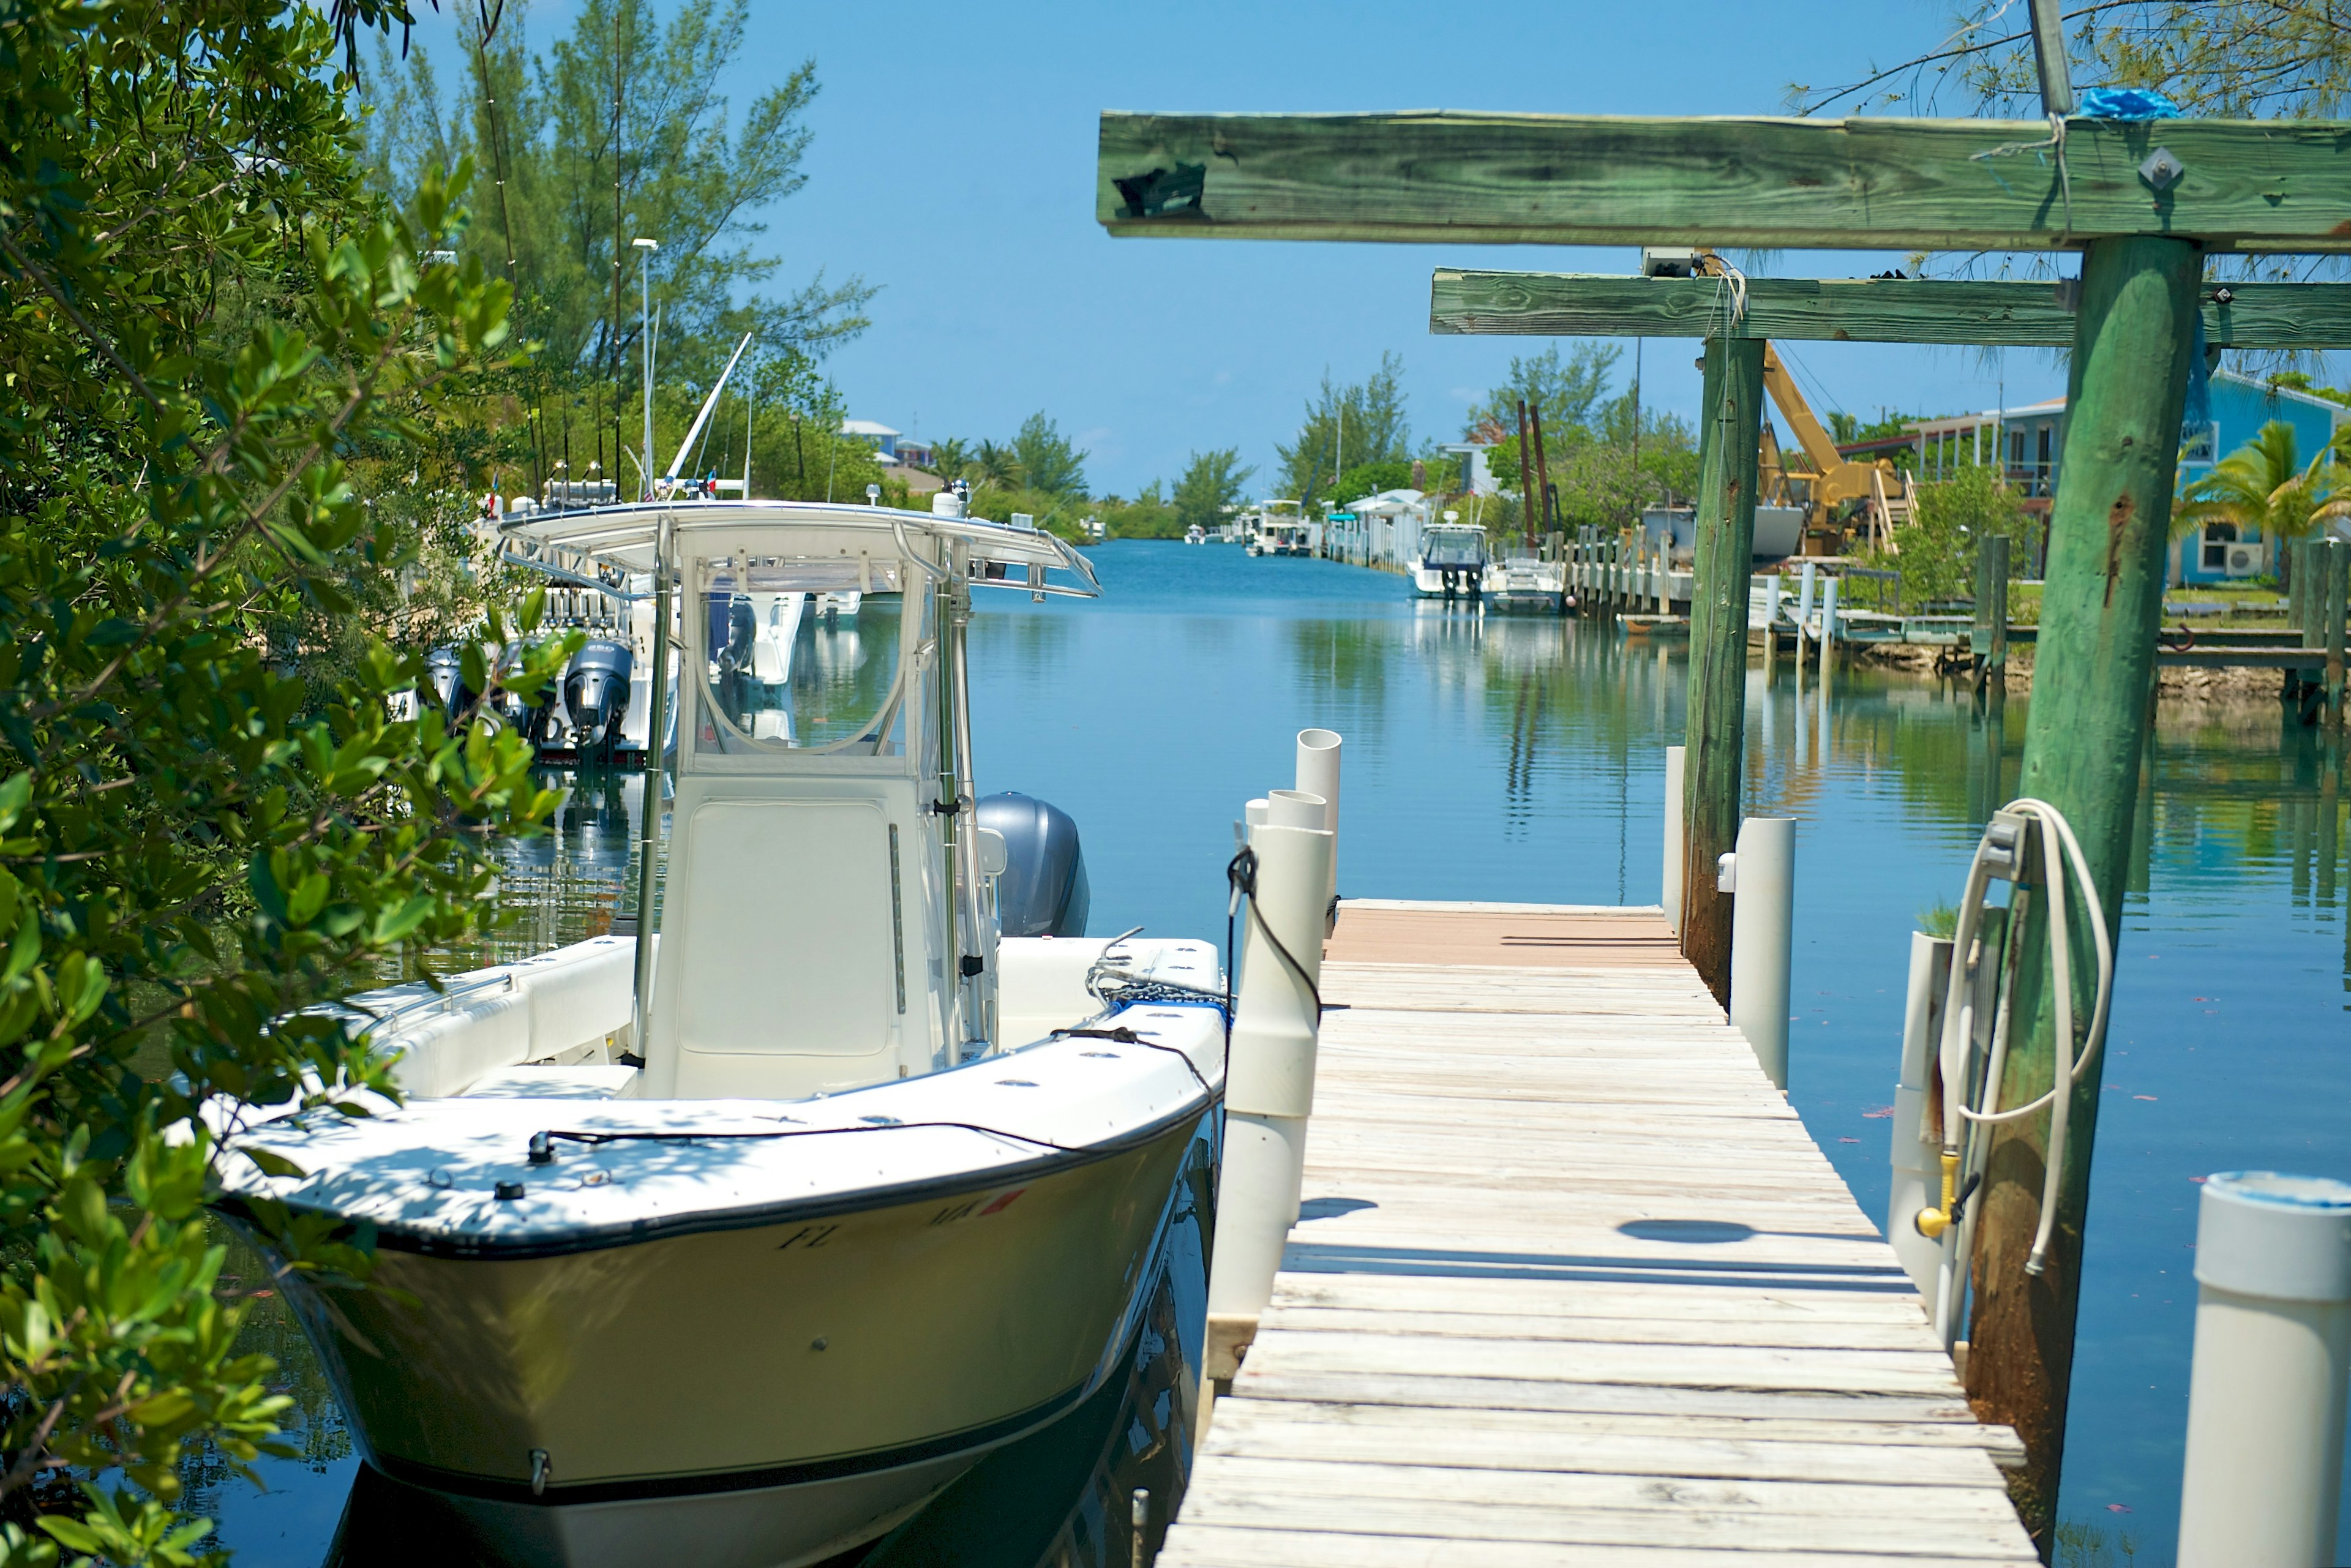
[609,22,626,496]
[1515,398,1533,544]
[1630,339,1643,522]
[1528,401,1553,551]
[634,237,658,500]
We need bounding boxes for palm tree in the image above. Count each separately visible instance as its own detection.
[2176,419,2347,543]
[972,440,1023,490]
[923,437,972,479]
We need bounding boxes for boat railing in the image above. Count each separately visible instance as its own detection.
[344,969,521,1032]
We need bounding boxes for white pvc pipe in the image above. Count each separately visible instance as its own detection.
[1795,561,1818,641]
[1243,797,1270,833]
[1725,816,1794,1089]
[2177,1171,2351,1568]
[1266,789,1325,831]
[1295,729,1341,909]
[1207,819,1335,1325]
[1889,932,1954,1304]
[1820,576,1840,667]
[1662,746,1687,936]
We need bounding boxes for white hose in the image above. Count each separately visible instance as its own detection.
[1927,797,2115,1341]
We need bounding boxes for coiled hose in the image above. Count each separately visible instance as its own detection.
[1921,798,2115,1340]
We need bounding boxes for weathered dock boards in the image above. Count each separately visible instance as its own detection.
[1160,899,2035,1566]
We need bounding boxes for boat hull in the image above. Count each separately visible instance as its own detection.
[280,1106,1208,1568]
[350,1447,973,1568]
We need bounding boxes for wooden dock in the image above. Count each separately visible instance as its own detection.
[1161,899,2036,1566]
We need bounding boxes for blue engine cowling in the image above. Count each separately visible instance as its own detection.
[976,791,1090,939]
[563,638,634,750]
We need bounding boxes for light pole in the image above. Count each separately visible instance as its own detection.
[632,236,658,499]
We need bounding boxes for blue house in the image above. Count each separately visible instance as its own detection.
[1908,372,2348,585]
[2172,370,2347,584]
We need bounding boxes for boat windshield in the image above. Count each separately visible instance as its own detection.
[1424,527,1488,567]
[494,503,1101,760]
[688,553,907,755]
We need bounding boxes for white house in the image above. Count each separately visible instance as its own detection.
[1329,489,1431,568]
[1439,441,1501,496]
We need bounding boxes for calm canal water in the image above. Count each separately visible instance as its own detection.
[200,541,2351,1567]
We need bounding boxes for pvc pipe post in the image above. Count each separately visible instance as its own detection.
[1888,932,1954,1304]
[1795,561,1818,639]
[1662,746,1687,936]
[1266,789,1325,831]
[1207,819,1335,1326]
[2177,1171,2351,1567]
[1725,816,1795,1090]
[1295,729,1341,909]
[1820,576,1840,662]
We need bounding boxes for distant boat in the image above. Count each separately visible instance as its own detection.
[1183,523,1206,545]
[1411,521,1492,601]
[1243,501,1314,557]
[1487,548,1567,615]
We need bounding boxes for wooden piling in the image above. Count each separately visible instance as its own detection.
[2324,536,2347,723]
[1680,334,1765,1008]
[1974,533,2011,685]
[2291,536,2312,643]
[1965,234,2199,1551]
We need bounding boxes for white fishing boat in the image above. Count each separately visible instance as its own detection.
[212,497,1227,1568]
[1409,519,1494,600]
[1486,548,1567,614]
[1183,523,1206,545]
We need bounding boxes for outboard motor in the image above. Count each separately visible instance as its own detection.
[423,647,471,729]
[563,638,634,754]
[478,642,558,746]
[711,595,758,717]
[704,591,756,669]
[976,791,1090,938]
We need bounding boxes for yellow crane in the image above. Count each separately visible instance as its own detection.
[1758,343,1912,555]
[1675,253,1910,555]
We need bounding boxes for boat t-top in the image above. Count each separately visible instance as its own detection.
[212,495,1226,1568]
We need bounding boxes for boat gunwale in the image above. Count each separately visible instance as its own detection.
[211,1084,1218,1262]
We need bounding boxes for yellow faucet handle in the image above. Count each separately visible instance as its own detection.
[1915,1149,1961,1239]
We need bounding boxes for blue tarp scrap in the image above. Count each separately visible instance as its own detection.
[2076,88,2184,121]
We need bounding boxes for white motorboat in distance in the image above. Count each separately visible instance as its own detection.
[1411,520,1494,601]
[214,499,1227,1568]
[1487,547,1566,614]
[1242,501,1314,557]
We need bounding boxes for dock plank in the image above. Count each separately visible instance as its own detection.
[1158,901,2034,1566]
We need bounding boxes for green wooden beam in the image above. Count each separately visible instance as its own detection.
[1097,111,2351,253]
[1429,272,2351,348]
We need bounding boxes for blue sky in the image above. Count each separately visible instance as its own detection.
[394,0,2083,496]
